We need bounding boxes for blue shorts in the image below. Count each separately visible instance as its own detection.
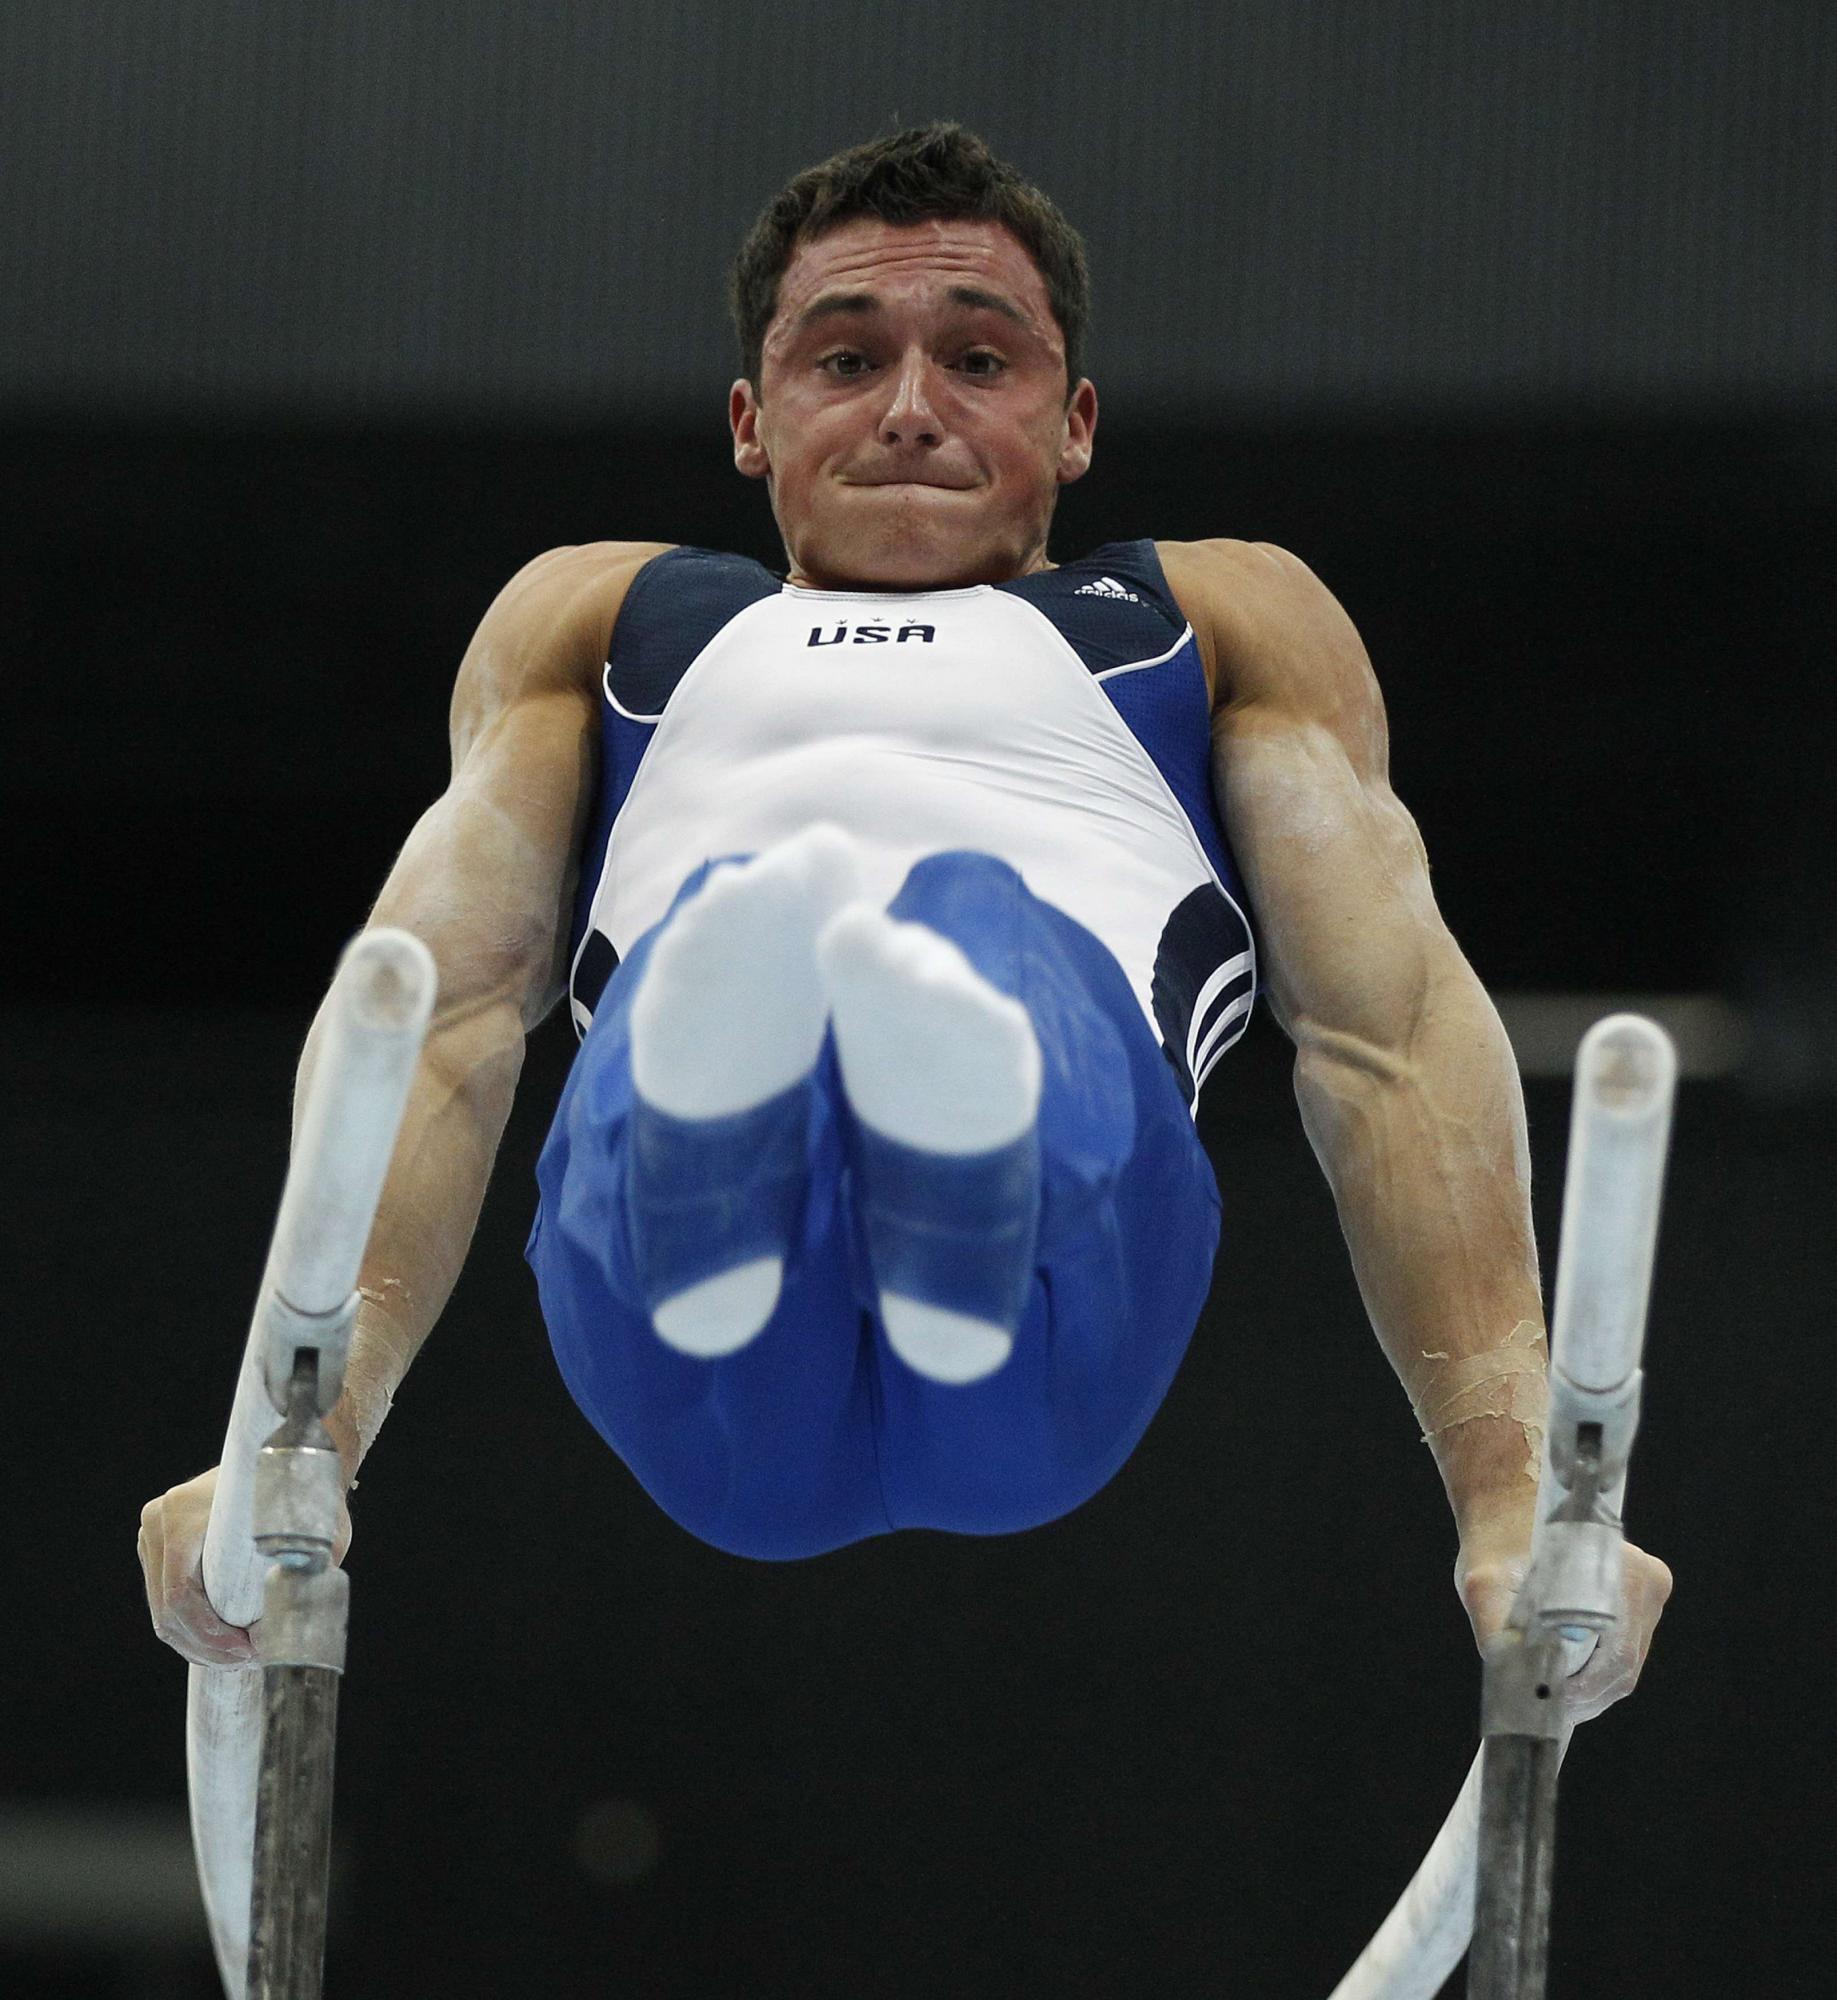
[524,849,1223,1561]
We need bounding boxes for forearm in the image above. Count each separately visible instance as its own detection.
[289,967,529,1485]
[1293,950,1547,1540]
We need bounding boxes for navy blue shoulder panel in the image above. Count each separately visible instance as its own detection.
[566,547,777,985]
[606,546,780,716]
[997,539,1187,671]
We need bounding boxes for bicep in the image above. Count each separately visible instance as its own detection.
[365,544,651,1029]
[368,683,598,1030]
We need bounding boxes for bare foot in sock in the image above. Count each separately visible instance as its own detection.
[632,823,866,1116]
[630,823,866,1355]
[815,905,1040,1151]
[816,903,1042,1383]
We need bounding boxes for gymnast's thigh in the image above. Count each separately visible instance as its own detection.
[861,849,1224,1536]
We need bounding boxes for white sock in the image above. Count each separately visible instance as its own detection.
[815,903,1042,1384]
[867,1299,1017,1385]
[631,823,865,1118]
[814,904,1041,1152]
[650,1259,785,1359]
[630,824,865,1355]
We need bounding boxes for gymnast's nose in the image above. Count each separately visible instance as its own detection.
[878,349,945,451]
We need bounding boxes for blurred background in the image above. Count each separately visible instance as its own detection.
[4,3,1832,1994]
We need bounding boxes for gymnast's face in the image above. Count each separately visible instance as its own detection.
[731,217,1097,590]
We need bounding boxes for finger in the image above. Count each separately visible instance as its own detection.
[173,1564,255,1663]
[173,1576,256,1666]
[1563,1627,1641,1722]
[156,1578,256,1667]
[156,1510,254,1666]
[160,1504,201,1616]
[1465,1580,1518,1650]
[1564,1570,1669,1723]
[1632,1553,1675,1623]
[137,1510,166,1622]
[1457,1557,1529,1650]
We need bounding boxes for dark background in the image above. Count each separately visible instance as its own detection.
[4,6,1833,1997]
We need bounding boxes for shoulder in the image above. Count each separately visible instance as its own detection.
[450,540,675,751]
[468,540,677,683]
[1155,538,1381,731]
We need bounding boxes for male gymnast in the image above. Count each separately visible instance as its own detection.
[141,124,1670,1723]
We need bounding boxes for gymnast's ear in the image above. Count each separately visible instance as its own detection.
[1057,377,1098,485]
[731,379,770,480]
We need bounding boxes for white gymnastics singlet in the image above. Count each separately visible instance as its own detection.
[563,541,1258,1116]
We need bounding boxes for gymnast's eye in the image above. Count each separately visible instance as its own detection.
[956,349,1007,377]
[820,350,873,379]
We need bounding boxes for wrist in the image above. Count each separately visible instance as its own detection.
[1447,1456,1540,1563]
[1423,1370,1546,1544]
[324,1370,394,1488]
[327,1288,415,1486]
[1405,1318,1548,1538]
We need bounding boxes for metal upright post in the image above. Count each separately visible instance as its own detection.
[248,1652,342,1998]
[245,1355,351,2000]
[1468,1630,1565,2000]
[1467,1418,1621,1999]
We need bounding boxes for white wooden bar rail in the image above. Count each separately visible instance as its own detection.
[185,928,435,1997]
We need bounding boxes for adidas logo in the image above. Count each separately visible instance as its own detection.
[1073,575,1142,603]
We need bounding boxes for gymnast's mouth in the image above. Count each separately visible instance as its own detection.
[840,472,980,491]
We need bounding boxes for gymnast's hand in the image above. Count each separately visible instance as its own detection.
[137,1467,354,1669]
[1457,1530,1675,1727]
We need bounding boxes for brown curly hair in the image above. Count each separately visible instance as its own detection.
[729,122,1090,396]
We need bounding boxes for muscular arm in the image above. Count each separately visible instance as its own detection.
[141,540,670,1662]
[304,540,669,1479]
[1164,538,1547,1551]
[1160,539,1669,1714]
